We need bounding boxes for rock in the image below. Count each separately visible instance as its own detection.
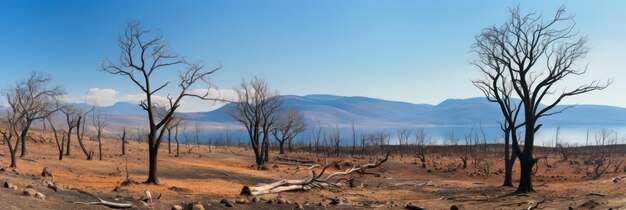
[260,165,270,170]
[427,169,432,173]
[406,203,427,210]
[35,192,46,200]
[220,198,234,207]
[252,196,261,203]
[272,164,279,169]
[450,205,465,210]
[23,188,37,196]
[295,202,304,210]
[171,204,184,210]
[235,198,249,204]
[191,203,205,210]
[329,197,341,205]
[580,200,599,208]
[277,198,287,204]
[3,181,16,189]
[41,167,53,177]
[318,202,328,207]
[266,198,276,204]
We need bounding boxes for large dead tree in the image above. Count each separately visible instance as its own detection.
[241,153,389,195]
[229,77,282,169]
[472,25,523,187]
[101,21,221,184]
[272,108,306,154]
[3,72,64,158]
[473,6,611,193]
[76,105,95,160]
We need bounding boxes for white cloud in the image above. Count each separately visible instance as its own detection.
[69,87,233,112]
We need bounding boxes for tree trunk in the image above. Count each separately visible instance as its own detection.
[146,146,159,184]
[98,133,103,160]
[19,123,31,157]
[122,129,126,156]
[517,154,535,193]
[279,141,285,154]
[10,150,17,168]
[502,130,514,187]
[66,127,73,155]
[167,129,172,154]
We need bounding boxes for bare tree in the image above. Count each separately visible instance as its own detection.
[229,77,282,169]
[272,108,306,154]
[414,129,431,168]
[397,128,411,158]
[121,128,127,156]
[3,72,64,158]
[76,105,95,160]
[47,116,67,160]
[101,21,221,184]
[60,105,80,156]
[92,109,108,161]
[472,6,611,193]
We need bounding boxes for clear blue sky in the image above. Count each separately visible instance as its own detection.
[1,0,625,111]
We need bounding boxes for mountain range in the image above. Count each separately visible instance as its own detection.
[79,94,626,128]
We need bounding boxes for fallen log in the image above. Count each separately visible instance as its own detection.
[276,156,315,164]
[73,189,133,208]
[242,153,389,196]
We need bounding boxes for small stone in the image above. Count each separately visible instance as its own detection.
[3,181,15,189]
[235,198,248,204]
[252,196,261,203]
[23,188,37,196]
[220,198,234,207]
[277,198,287,204]
[191,203,205,210]
[35,192,46,200]
[171,204,183,210]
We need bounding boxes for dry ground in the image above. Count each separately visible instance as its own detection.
[1,129,626,209]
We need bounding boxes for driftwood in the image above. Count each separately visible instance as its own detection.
[527,197,546,210]
[73,189,133,208]
[241,153,389,196]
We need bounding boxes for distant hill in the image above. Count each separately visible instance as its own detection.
[69,94,626,128]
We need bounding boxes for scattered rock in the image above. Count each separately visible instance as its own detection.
[235,198,249,204]
[41,167,53,177]
[580,200,599,208]
[295,202,304,210]
[3,181,16,190]
[406,203,427,210]
[220,198,234,207]
[329,197,341,205]
[277,198,287,204]
[23,188,37,197]
[191,203,205,210]
[35,192,46,200]
[252,196,261,203]
[171,204,183,210]
[169,186,191,193]
[266,198,276,204]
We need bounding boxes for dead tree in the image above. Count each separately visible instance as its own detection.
[229,77,282,169]
[0,107,21,168]
[472,6,611,193]
[397,128,411,158]
[76,105,95,160]
[92,109,108,161]
[3,72,64,158]
[101,21,221,184]
[241,153,389,195]
[47,117,66,160]
[413,129,430,168]
[272,108,306,154]
[60,105,79,156]
[586,129,618,179]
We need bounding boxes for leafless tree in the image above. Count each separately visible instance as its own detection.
[47,116,67,160]
[272,108,306,154]
[3,72,64,158]
[229,77,282,169]
[92,109,108,161]
[397,128,411,158]
[121,128,127,156]
[586,129,619,179]
[101,21,221,184]
[414,129,431,168]
[76,105,95,160]
[60,105,80,156]
[472,6,611,192]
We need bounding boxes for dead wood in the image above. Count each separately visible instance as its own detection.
[73,189,133,208]
[241,153,389,196]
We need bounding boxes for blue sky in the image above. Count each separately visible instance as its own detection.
[1,0,625,112]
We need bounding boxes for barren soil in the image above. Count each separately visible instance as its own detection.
[1,129,625,209]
